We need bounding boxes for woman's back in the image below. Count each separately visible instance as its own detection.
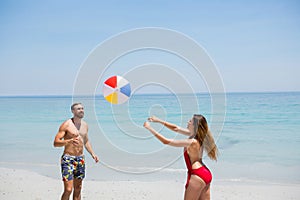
[186,139,204,168]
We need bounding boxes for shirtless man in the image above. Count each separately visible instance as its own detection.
[54,103,99,200]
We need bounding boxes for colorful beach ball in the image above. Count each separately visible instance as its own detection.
[102,75,131,104]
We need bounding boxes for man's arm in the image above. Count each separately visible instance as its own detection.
[83,126,99,163]
[53,122,74,147]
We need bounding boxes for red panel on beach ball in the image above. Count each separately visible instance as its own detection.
[104,76,117,88]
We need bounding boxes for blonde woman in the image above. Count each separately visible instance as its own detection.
[144,114,218,200]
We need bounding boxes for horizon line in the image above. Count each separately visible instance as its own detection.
[0,90,300,98]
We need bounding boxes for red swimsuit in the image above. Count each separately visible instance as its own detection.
[184,150,212,189]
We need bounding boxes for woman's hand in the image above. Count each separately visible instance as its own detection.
[143,121,151,129]
[148,116,161,123]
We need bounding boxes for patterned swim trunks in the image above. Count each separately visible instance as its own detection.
[61,154,85,181]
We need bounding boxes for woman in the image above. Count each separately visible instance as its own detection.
[143,114,218,200]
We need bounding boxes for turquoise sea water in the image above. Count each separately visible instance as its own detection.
[0,92,299,184]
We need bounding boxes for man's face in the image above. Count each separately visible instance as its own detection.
[72,104,84,118]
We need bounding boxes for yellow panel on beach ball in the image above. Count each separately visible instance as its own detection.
[104,92,118,104]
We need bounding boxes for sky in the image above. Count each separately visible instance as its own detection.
[0,0,300,95]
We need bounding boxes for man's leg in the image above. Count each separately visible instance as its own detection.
[73,179,83,200]
[61,180,73,200]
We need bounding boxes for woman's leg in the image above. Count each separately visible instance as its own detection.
[199,184,210,200]
[184,175,206,200]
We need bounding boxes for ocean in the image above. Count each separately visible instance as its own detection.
[0,92,299,184]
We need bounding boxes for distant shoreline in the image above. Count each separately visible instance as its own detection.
[1,91,300,98]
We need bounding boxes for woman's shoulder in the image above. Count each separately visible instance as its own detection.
[189,139,200,148]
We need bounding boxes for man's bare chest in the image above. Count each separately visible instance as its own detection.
[66,123,86,139]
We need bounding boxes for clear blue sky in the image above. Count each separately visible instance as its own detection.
[1,0,299,95]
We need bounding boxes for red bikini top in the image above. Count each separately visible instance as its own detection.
[184,150,192,172]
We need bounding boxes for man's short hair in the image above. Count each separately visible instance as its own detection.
[71,103,83,111]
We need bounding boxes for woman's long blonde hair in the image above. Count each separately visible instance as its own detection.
[193,114,218,161]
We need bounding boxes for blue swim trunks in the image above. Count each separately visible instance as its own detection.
[61,154,85,181]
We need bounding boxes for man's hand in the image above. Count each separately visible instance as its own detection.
[71,136,80,146]
[92,154,99,163]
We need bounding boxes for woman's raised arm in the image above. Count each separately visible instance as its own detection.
[148,116,192,136]
[143,121,193,147]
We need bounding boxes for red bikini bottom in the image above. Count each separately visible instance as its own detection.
[185,166,212,189]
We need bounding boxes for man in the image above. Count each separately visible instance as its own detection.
[54,102,99,200]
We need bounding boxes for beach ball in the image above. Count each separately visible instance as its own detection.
[102,75,131,104]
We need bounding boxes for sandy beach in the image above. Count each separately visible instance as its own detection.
[1,167,299,200]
